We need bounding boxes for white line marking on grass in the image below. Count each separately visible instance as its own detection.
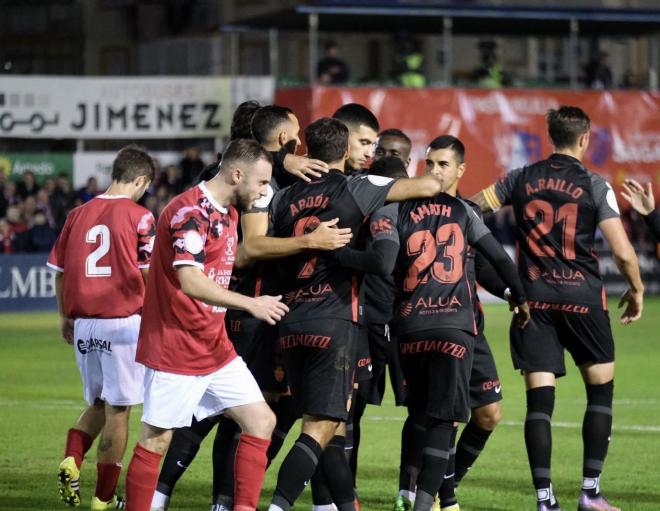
[365,416,660,433]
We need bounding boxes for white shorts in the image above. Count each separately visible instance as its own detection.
[74,314,145,406]
[142,356,264,429]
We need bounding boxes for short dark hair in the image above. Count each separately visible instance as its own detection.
[219,139,273,171]
[378,128,412,147]
[305,117,349,164]
[369,155,408,179]
[332,103,379,133]
[546,106,591,149]
[251,105,294,144]
[112,145,156,183]
[230,100,261,141]
[428,135,465,164]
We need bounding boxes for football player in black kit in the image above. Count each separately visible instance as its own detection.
[382,143,529,511]
[470,106,644,511]
[265,117,458,511]
[333,103,380,176]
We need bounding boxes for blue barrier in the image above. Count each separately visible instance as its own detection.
[0,254,57,312]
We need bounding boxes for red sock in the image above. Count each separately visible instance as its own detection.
[95,462,122,502]
[65,428,94,468]
[125,444,162,511]
[233,434,270,510]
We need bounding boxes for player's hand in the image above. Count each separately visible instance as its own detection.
[618,288,643,325]
[60,317,74,344]
[307,218,352,250]
[511,301,531,329]
[283,154,329,182]
[249,295,289,325]
[621,179,655,216]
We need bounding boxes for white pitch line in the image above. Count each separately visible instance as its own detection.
[365,416,660,433]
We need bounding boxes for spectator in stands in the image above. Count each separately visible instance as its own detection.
[16,170,40,200]
[317,41,349,84]
[472,40,510,88]
[42,177,55,196]
[158,164,184,195]
[77,176,99,203]
[27,210,58,252]
[35,189,56,228]
[179,147,205,187]
[5,205,29,252]
[584,51,613,90]
[49,173,76,231]
[0,219,15,254]
[23,195,38,227]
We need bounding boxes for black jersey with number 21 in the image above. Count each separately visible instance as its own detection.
[488,154,619,310]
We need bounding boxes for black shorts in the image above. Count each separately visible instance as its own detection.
[226,313,287,393]
[278,319,358,421]
[355,324,373,383]
[469,331,502,408]
[358,322,406,406]
[399,328,474,423]
[510,306,615,377]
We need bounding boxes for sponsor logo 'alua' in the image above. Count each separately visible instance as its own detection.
[77,338,112,355]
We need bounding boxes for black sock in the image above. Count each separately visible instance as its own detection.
[311,464,334,506]
[524,386,556,503]
[399,412,426,493]
[582,380,614,497]
[438,426,458,507]
[156,416,217,496]
[454,419,493,483]
[211,419,240,504]
[349,393,367,487]
[320,435,355,508]
[415,419,454,500]
[272,433,323,510]
[267,396,298,466]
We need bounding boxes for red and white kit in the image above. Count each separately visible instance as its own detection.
[47,195,156,405]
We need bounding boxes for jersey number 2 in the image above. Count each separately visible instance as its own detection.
[85,225,111,277]
[524,200,577,259]
[404,223,465,292]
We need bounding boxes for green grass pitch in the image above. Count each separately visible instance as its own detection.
[1,299,659,510]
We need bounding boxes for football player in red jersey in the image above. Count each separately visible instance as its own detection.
[48,145,157,510]
[124,139,288,511]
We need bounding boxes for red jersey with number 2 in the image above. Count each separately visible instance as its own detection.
[47,195,156,319]
[136,183,238,376]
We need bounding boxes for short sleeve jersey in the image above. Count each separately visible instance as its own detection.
[483,153,619,309]
[136,183,238,375]
[268,169,395,324]
[363,202,400,324]
[394,194,491,336]
[47,195,155,319]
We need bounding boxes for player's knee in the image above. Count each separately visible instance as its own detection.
[585,380,614,407]
[244,404,276,438]
[473,403,501,431]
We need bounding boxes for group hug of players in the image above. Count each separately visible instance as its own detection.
[49,101,646,511]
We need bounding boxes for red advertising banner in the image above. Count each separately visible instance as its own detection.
[276,87,659,198]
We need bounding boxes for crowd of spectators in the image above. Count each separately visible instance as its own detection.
[0,149,208,254]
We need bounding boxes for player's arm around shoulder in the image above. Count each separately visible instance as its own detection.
[386,174,443,202]
[236,210,351,268]
[176,265,289,325]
